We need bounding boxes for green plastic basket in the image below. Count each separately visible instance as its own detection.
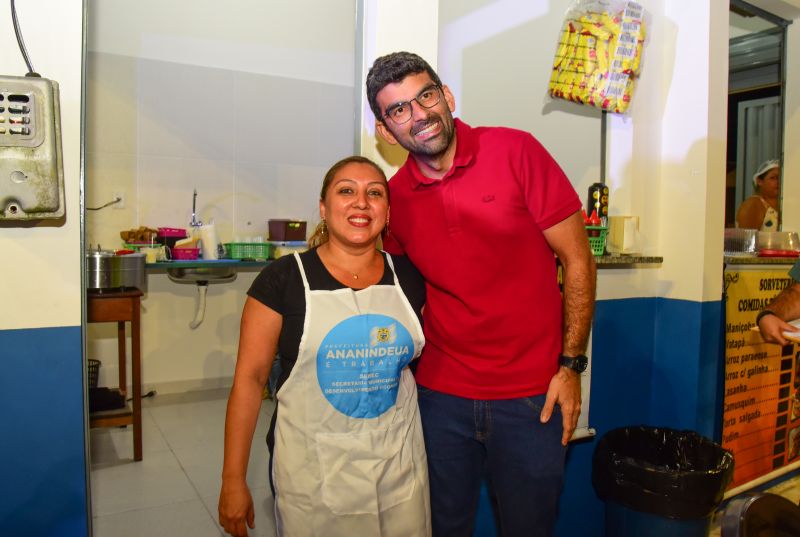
[224,242,274,260]
[586,226,607,256]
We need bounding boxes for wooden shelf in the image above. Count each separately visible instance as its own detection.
[90,409,132,429]
[87,289,143,461]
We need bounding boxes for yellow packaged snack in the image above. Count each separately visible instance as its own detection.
[548,0,646,114]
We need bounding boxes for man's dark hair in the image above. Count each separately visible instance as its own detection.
[366,51,443,121]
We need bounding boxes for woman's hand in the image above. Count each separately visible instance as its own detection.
[219,298,281,536]
[219,478,255,537]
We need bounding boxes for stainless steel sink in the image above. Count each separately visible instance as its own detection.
[167,265,237,284]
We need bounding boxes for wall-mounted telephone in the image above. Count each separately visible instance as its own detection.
[0,74,64,220]
[0,0,65,221]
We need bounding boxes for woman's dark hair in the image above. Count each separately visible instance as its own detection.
[366,51,443,121]
[307,156,388,247]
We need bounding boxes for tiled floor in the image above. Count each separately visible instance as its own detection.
[89,388,800,537]
[89,388,276,537]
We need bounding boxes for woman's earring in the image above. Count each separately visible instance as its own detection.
[321,218,327,234]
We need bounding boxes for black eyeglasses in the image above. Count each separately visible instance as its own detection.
[383,85,442,125]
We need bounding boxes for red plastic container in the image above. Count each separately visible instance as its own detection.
[171,248,199,260]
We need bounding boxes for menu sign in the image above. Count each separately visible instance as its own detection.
[723,269,799,489]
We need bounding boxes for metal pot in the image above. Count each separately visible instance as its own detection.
[86,250,146,292]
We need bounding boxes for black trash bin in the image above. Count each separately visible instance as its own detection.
[592,426,734,537]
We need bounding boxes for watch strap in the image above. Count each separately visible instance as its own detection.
[756,310,776,325]
[559,354,588,373]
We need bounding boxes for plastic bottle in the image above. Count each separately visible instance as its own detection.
[198,223,219,260]
[587,182,610,226]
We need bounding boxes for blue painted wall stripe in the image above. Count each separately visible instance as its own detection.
[0,326,88,537]
[650,298,725,436]
[556,296,724,537]
[0,297,725,537]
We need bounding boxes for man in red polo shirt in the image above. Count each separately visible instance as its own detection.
[366,52,596,536]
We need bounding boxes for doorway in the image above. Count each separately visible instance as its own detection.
[726,1,789,228]
[83,1,359,535]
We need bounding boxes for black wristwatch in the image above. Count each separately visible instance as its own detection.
[559,354,588,373]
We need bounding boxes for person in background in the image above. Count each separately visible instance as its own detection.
[757,257,800,346]
[736,159,781,231]
[366,51,596,536]
[218,155,430,537]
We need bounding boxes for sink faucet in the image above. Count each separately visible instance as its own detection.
[190,189,203,227]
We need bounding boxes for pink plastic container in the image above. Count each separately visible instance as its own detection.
[157,228,189,251]
[171,248,199,260]
[157,227,188,238]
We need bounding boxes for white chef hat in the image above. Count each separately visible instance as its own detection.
[752,159,780,187]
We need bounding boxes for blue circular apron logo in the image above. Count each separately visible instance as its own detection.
[317,314,414,418]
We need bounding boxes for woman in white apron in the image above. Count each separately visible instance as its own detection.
[736,159,781,231]
[219,156,430,537]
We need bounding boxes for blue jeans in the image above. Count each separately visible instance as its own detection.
[417,386,567,537]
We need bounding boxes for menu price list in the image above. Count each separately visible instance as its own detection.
[723,269,800,489]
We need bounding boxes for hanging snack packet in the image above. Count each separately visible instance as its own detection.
[548,0,646,114]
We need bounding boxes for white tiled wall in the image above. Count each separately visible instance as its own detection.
[84,1,357,390]
[86,52,355,248]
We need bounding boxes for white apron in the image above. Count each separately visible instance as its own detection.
[272,252,430,537]
[759,197,779,231]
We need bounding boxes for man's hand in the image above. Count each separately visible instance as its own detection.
[759,313,796,346]
[541,366,582,446]
[756,282,800,346]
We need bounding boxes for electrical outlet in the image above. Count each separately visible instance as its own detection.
[113,191,125,210]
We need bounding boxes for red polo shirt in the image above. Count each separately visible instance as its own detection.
[383,119,581,399]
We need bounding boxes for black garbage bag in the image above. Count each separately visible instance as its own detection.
[592,426,735,519]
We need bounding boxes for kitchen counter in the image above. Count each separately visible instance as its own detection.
[145,256,665,274]
[145,259,270,284]
[146,259,270,272]
[595,254,663,267]
[724,255,799,265]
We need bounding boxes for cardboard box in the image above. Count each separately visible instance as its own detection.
[268,219,307,241]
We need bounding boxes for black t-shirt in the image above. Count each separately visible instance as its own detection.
[247,247,425,392]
